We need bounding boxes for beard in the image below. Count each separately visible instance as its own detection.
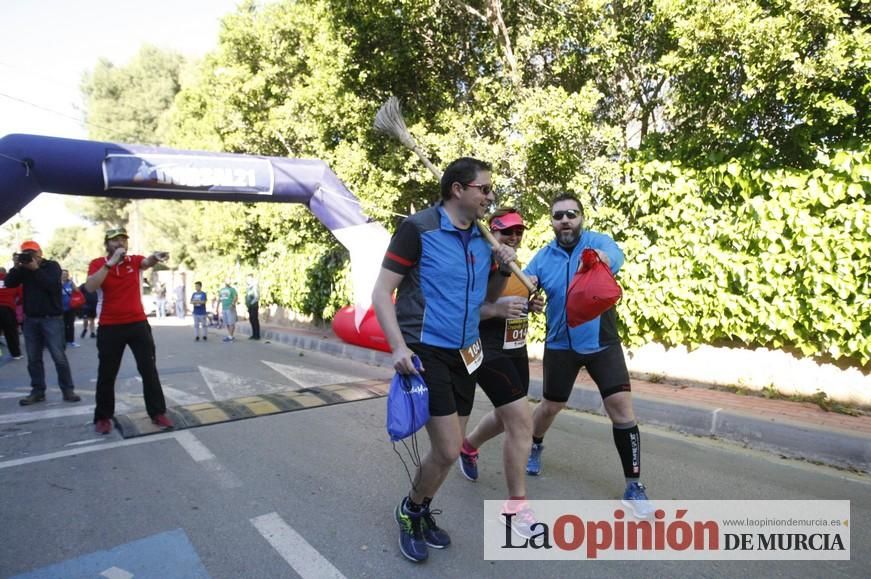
[555,223,582,247]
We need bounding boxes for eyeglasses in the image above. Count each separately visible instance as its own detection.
[551,209,580,221]
[494,226,525,236]
[463,182,493,196]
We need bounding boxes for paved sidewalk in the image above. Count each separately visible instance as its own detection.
[240,321,871,473]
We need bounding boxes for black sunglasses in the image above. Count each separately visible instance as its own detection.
[552,209,580,220]
[463,182,493,196]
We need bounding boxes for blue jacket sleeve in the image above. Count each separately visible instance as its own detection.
[587,232,624,274]
[523,248,543,279]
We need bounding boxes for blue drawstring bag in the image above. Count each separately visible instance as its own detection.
[386,356,430,442]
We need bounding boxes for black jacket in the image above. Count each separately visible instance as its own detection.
[3,259,63,317]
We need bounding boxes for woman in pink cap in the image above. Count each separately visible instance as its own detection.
[457,207,543,539]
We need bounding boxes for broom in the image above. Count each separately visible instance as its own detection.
[374,96,536,293]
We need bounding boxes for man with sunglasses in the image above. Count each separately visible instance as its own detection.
[85,227,174,435]
[372,157,516,563]
[524,193,653,518]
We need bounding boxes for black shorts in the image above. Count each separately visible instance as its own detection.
[478,349,529,408]
[543,345,631,403]
[411,343,477,417]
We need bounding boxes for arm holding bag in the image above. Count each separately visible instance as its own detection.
[386,355,430,442]
[566,248,623,328]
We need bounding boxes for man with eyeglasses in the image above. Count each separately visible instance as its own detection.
[524,192,653,519]
[85,227,174,435]
[372,157,516,563]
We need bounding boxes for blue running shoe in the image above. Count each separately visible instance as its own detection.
[622,482,654,519]
[526,443,543,476]
[421,505,451,549]
[394,497,428,562]
[458,450,479,481]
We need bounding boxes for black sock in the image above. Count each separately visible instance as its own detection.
[405,496,423,513]
[421,497,433,512]
[532,436,544,445]
[612,421,641,481]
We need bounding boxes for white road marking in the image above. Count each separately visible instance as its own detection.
[0,431,178,470]
[0,431,32,439]
[711,407,723,435]
[0,392,29,399]
[162,385,209,406]
[261,360,359,388]
[174,430,215,462]
[174,430,241,488]
[100,566,133,579]
[251,512,347,579]
[64,438,107,447]
[198,366,288,400]
[0,405,94,425]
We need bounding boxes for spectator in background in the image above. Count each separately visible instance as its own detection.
[0,267,23,359]
[61,269,80,348]
[156,283,167,318]
[79,282,98,338]
[218,280,238,343]
[4,241,81,406]
[191,281,208,341]
[246,274,260,341]
[174,282,185,318]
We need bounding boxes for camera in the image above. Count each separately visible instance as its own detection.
[13,252,34,265]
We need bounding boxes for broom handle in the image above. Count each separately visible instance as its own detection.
[409,144,537,293]
[411,145,444,181]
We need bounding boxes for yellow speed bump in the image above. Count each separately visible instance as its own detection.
[114,379,388,438]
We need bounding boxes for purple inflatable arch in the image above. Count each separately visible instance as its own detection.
[0,133,390,319]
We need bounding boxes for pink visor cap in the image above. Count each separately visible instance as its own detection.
[489,212,525,231]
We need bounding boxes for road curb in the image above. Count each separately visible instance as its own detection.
[526,382,870,474]
[243,323,870,473]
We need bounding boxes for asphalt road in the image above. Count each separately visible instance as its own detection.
[1,320,867,578]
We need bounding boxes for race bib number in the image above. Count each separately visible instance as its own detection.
[503,317,528,350]
[459,338,484,374]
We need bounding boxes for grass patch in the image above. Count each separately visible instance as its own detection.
[712,383,867,416]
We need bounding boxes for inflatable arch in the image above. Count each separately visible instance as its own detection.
[0,133,390,346]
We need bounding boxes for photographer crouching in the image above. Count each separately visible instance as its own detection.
[3,241,81,406]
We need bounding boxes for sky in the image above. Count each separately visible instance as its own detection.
[0,0,243,240]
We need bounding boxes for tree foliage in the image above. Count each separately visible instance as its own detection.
[71,0,870,360]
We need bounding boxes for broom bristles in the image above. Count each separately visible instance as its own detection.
[374,96,417,150]
[372,97,533,291]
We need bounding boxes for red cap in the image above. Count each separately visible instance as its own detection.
[20,240,41,253]
[489,212,525,231]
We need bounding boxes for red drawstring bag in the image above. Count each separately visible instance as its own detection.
[566,249,623,327]
[69,289,86,310]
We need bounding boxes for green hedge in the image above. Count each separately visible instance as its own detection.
[590,148,870,365]
[295,149,868,366]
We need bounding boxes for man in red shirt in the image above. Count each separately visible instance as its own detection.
[0,267,23,359]
[85,227,173,435]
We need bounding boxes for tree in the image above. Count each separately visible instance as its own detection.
[81,44,185,145]
[44,225,104,279]
[79,45,188,228]
[650,0,871,167]
[0,215,35,266]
